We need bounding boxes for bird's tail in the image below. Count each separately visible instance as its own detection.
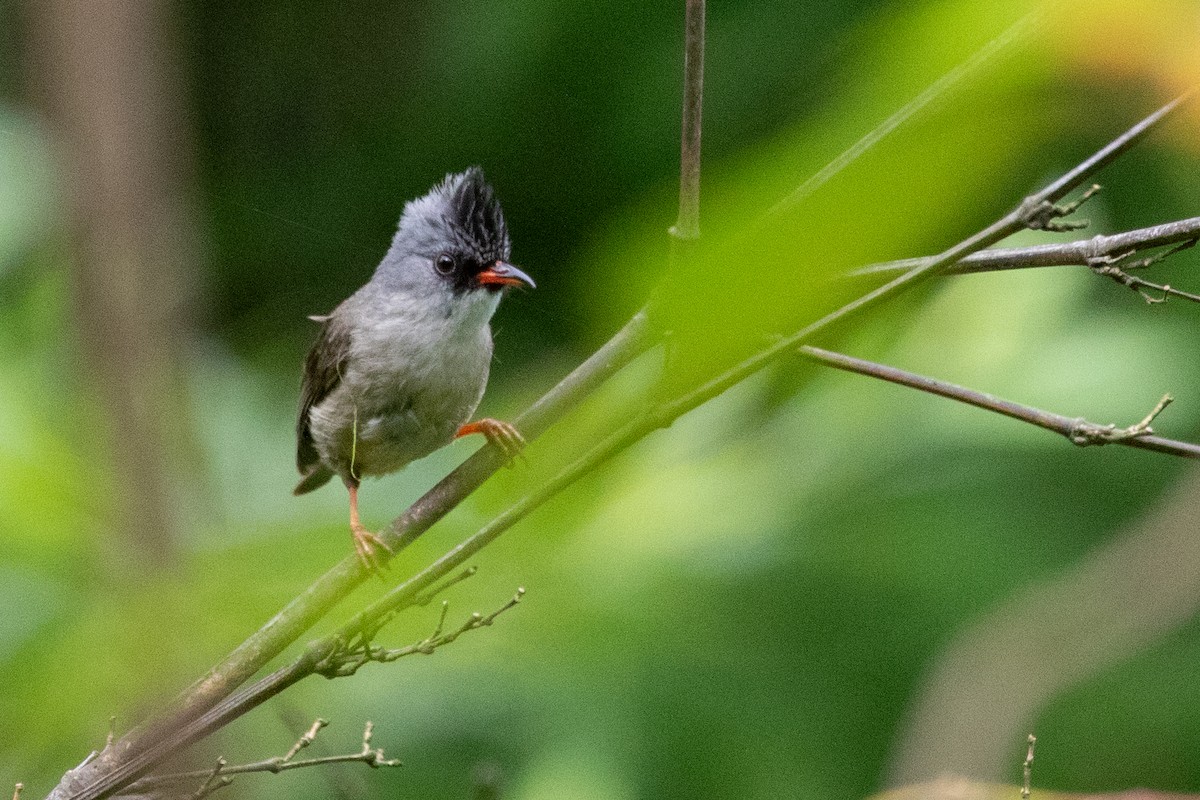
[294,465,335,495]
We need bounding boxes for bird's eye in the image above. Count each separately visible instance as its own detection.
[435,253,456,276]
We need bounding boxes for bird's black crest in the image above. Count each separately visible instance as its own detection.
[438,167,510,262]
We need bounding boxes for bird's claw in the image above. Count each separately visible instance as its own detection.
[352,523,392,574]
[457,418,527,465]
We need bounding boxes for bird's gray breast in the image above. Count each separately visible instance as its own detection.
[308,289,498,480]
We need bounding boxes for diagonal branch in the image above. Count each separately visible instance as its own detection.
[798,345,1200,459]
[121,720,399,797]
[48,96,1190,800]
[645,95,1187,431]
[1087,239,1200,304]
[768,9,1042,216]
[156,97,1198,761]
[855,217,1200,277]
[48,311,654,800]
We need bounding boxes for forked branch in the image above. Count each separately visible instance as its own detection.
[120,720,400,798]
[45,71,1193,800]
[798,346,1200,459]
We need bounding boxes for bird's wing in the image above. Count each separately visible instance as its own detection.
[296,314,352,477]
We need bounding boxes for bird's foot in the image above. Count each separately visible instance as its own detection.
[352,523,393,574]
[456,418,527,464]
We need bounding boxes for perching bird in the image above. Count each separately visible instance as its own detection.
[294,168,534,568]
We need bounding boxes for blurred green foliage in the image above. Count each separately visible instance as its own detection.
[4,1,1200,799]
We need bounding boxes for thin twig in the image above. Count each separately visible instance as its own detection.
[187,760,229,800]
[316,585,528,681]
[49,310,653,800]
[49,97,1190,800]
[123,721,399,795]
[1022,734,1037,800]
[650,95,1187,425]
[799,346,1200,458]
[360,565,480,648]
[769,10,1041,216]
[282,718,327,761]
[112,587,526,777]
[1087,240,1200,304]
[854,217,1200,277]
[670,0,705,246]
[315,589,525,679]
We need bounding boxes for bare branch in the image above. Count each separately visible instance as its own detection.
[1087,240,1200,304]
[799,345,1200,459]
[1018,183,1101,232]
[314,589,525,679]
[1035,96,1187,206]
[282,719,327,762]
[1022,734,1037,800]
[663,96,1190,424]
[855,216,1200,277]
[48,96,1190,800]
[768,10,1042,216]
[126,585,527,771]
[46,309,653,800]
[670,0,705,246]
[123,721,399,797]
[186,761,229,800]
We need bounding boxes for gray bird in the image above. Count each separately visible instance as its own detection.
[294,168,534,568]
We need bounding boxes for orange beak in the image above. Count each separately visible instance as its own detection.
[476,261,536,289]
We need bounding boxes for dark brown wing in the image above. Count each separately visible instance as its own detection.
[295,314,351,492]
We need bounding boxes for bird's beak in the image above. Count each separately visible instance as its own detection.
[476,261,536,289]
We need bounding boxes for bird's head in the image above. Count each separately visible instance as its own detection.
[383,167,535,298]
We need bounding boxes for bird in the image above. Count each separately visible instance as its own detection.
[294,167,535,569]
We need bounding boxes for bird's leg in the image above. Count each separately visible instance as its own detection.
[347,481,392,572]
[455,418,526,462]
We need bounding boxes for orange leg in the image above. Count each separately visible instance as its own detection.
[455,418,526,461]
[347,481,391,572]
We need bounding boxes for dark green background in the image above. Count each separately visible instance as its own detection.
[3,1,1200,799]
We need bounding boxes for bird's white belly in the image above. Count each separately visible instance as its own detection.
[310,297,495,481]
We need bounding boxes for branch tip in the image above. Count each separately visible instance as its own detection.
[47,90,1190,800]
[282,718,328,762]
[189,758,231,800]
[801,346,1200,459]
[1019,184,1100,232]
[1022,733,1037,800]
[1088,238,1200,305]
[1070,394,1174,446]
[361,720,375,747]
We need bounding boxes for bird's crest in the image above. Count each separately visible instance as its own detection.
[436,167,510,261]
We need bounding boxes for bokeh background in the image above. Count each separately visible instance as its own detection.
[4,0,1200,798]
